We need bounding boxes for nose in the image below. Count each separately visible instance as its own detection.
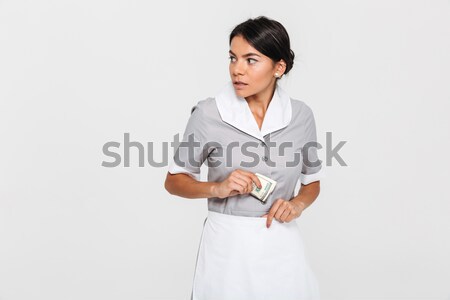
[230,59,246,76]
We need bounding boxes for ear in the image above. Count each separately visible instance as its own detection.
[276,60,287,77]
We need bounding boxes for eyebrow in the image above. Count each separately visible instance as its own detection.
[228,50,261,58]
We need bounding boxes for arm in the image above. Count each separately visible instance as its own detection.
[164,172,218,199]
[290,180,320,211]
[164,169,263,199]
[291,104,322,210]
[165,102,215,198]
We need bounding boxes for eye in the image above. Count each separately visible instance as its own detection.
[247,58,258,64]
[228,56,236,62]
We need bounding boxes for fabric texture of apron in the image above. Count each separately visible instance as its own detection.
[190,210,321,300]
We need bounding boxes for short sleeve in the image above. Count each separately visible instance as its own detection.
[299,106,325,185]
[168,103,209,181]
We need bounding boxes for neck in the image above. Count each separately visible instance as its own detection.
[245,82,277,114]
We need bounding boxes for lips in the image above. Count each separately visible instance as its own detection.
[233,81,248,90]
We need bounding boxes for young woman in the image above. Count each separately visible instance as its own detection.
[165,16,323,300]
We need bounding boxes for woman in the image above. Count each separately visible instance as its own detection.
[165,16,323,300]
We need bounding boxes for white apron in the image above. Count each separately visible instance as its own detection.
[190,210,321,300]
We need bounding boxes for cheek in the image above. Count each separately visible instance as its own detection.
[252,65,273,80]
[251,64,265,74]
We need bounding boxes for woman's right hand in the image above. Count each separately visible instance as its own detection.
[211,169,262,199]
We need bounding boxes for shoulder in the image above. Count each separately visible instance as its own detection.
[190,97,217,115]
[289,98,315,121]
[186,97,221,130]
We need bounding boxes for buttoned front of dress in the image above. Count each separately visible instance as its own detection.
[168,81,325,217]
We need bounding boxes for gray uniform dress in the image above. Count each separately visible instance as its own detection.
[168,81,324,217]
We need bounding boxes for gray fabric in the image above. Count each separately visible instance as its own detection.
[169,97,322,217]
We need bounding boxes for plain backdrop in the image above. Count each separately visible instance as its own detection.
[1,0,449,299]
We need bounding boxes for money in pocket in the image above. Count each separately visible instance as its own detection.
[250,173,277,204]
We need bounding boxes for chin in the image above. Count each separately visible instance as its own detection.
[233,89,250,98]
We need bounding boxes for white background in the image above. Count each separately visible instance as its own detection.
[1,0,449,299]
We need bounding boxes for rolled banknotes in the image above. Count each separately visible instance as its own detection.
[250,173,277,204]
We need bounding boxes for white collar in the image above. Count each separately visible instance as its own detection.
[214,80,292,142]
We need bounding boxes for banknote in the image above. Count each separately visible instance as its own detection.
[250,173,277,204]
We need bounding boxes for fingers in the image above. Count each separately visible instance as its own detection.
[249,173,262,189]
[228,169,262,194]
[229,190,240,197]
[266,199,283,228]
[232,172,254,194]
[265,199,298,228]
[279,208,291,222]
[276,201,298,223]
[226,176,253,195]
[228,181,246,194]
[219,169,264,198]
[234,169,262,189]
[224,169,266,198]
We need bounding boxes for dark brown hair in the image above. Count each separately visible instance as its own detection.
[229,16,295,76]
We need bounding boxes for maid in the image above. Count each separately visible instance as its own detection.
[165,15,324,300]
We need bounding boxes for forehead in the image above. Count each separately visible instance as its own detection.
[229,35,261,55]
